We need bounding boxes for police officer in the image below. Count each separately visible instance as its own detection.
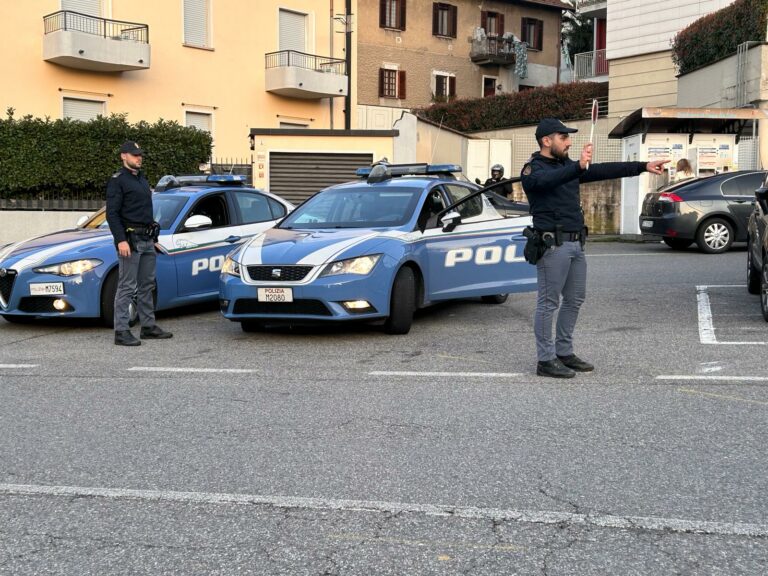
[484,164,513,198]
[106,141,172,346]
[521,118,667,378]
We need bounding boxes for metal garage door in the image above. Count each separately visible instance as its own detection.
[269,152,374,205]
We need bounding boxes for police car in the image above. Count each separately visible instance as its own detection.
[219,163,536,334]
[0,175,292,325]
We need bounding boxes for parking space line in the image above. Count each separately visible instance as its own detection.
[369,371,522,378]
[1,482,767,537]
[696,285,768,345]
[128,367,259,374]
[657,375,768,382]
[0,364,38,369]
[678,388,768,406]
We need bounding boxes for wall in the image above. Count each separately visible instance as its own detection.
[608,50,678,120]
[1,211,93,244]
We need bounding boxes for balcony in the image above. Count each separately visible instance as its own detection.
[265,51,347,99]
[470,36,516,67]
[573,49,609,81]
[576,0,607,18]
[43,11,150,72]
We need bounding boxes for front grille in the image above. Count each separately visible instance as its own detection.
[233,298,332,316]
[0,270,17,306]
[18,296,70,313]
[246,265,313,282]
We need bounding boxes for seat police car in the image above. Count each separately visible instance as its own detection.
[0,175,292,325]
[219,163,536,334]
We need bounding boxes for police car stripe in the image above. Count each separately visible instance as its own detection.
[0,233,63,263]
[296,233,380,266]
[11,237,107,272]
[242,234,267,265]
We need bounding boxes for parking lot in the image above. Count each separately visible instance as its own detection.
[1,241,767,575]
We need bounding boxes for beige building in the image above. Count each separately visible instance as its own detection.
[357,0,569,115]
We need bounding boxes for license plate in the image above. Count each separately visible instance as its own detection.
[257,287,293,302]
[30,282,64,296]
[641,220,654,229]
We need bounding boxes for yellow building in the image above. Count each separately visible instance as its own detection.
[2,0,400,199]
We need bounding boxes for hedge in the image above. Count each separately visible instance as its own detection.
[672,0,768,75]
[0,109,213,199]
[414,82,608,133]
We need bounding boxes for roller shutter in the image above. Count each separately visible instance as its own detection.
[63,97,104,121]
[185,111,212,132]
[269,152,374,205]
[279,9,306,52]
[184,0,210,47]
[62,0,101,15]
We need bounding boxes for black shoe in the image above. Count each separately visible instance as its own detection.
[557,354,594,372]
[140,325,173,339]
[536,358,575,378]
[115,330,141,346]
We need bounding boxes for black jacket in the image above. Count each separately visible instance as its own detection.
[520,152,646,231]
[106,167,153,244]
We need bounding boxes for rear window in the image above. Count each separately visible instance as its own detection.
[721,172,765,197]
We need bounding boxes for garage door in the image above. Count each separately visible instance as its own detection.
[269,152,374,205]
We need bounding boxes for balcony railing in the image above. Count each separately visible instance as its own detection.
[574,49,608,80]
[265,50,345,75]
[470,36,516,66]
[577,0,607,10]
[44,10,148,43]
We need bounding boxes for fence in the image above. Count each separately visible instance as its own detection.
[43,10,149,43]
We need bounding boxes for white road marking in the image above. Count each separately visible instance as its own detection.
[696,285,768,345]
[128,367,259,374]
[0,364,38,369]
[369,371,522,378]
[657,375,768,382]
[1,483,766,537]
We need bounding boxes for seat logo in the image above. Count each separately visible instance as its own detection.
[271,268,282,278]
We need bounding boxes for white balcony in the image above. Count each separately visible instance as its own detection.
[573,49,609,82]
[265,51,348,99]
[577,0,607,18]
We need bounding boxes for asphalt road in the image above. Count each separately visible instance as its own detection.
[1,241,767,575]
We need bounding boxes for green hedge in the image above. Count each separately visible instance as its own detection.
[672,0,768,75]
[414,82,607,133]
[0,109,213,199]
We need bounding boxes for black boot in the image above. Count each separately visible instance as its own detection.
[115,330,141,346]
[140,325,173,339]
[536,358,575,378]
[557,354,594,372]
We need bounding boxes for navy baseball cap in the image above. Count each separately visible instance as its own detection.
[535,118,578,140]
[119,141,144,155]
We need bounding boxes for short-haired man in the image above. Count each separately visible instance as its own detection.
[521,118,667,378]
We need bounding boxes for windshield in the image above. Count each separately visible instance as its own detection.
[81,195,188,230]
[279,185,423,229]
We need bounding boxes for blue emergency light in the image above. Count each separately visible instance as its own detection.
[355,163,463,178]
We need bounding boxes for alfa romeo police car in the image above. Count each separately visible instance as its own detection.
[219,163,536,334]
[0,175,292,325]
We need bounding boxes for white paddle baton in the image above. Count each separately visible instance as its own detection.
[587,98,598,170]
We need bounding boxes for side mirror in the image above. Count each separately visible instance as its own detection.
[75,215,89,227]
[184,214,213,230]
[474,177,482,185]
[441,210,461,232]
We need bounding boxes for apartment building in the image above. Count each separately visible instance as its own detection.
[356,0,570,125]
[571,0,607,83]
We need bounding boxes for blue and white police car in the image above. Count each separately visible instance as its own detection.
[219,163,536,334]
[0,175,292,325]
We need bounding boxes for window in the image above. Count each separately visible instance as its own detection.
[521,17,543,51]
[279,9,307,52]
[434,73,456,102]
[279,122,309,129]
[481,11,504,37]
[721,173,764,197]
[432,3,457,38]
[186,111,212,133]
[417,189,447,230]
[187,193,229,229]
[444,184,483,219]
[63,97,104,121]
[183,0,211,48]
[379,68,406,99]
[232,191,282,224]
[380,0,406,30]
[62,0,103,16]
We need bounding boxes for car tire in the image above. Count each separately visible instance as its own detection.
[241,320,266,333]
[762,258,768,323]
[100,270,153,328]
[662,237,692,250]
[747,238,761,295]
[1,314,36,324]
[695,218,734,254]
[481,294,509,304]
[383,266,416,335]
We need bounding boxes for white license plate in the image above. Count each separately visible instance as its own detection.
[257,287,293,302]
[641,220,654,229]
[30,282,64,296]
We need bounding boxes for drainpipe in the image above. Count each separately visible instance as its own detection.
[345,0,352,130]
[330,0,334,129]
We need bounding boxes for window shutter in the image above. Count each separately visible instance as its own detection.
[432,3,439,35]
[481,11,487,31]
[379,68,386,97]
[498,14,505,36]
[449,5,457,37]
[186,111,212,132]
[536,20,543,50]
[398,70,406,100]
[399,0,406,31]
[184,0,210,47]
[279,9,306,52]
[62,0,101,15]
[63,97,103,121]
[380,0,386,27]
[449,76,456,98]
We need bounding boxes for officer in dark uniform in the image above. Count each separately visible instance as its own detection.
[106,141,172,346]
[483,164,513,198]
[521,118,667,378]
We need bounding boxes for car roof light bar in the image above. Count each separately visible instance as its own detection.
[356,163,463,178]
[155,174,247,192]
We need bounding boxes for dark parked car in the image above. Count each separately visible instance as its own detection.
[747,173,768,320]
[640,170,765,254]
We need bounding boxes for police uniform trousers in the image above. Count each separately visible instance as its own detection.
[114,237,156,331]
[534,240,586,361]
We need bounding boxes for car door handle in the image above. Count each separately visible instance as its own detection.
[225,235,241,243]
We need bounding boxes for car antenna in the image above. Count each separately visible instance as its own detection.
[429,113,445,166]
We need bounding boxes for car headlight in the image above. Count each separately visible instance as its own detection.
[222,256,241,277]
[320,254,381,277]
[33,258,103,276]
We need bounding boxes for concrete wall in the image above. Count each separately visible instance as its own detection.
[1,211,93,244]
[608,50,678,120]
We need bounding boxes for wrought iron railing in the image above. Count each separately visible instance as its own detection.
[265,50,346,75]
[470,36,516,64]
[574,49,608,80]
[43,10,149,43]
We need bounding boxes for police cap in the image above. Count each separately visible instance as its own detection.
[535,118,578,140]
[119,141,144,155]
